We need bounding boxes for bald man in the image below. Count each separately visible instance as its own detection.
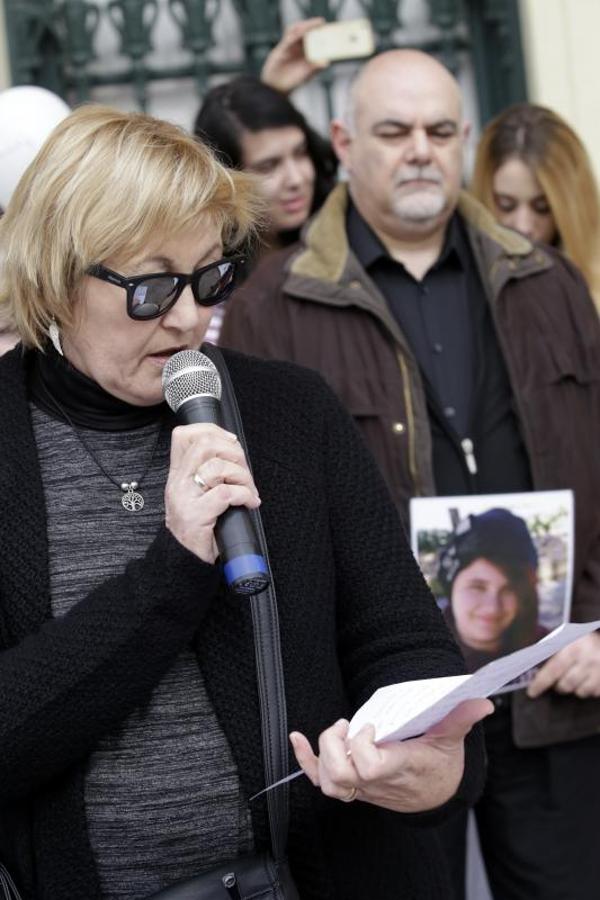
[221,50,600,900]
[333,50,467,278]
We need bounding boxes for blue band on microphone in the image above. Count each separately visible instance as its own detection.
[224,553,269,586]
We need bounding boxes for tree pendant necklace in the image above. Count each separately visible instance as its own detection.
[120,481,145,512]
[38,381,163,512]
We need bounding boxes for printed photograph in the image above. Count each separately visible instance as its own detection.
[410,491,574,691]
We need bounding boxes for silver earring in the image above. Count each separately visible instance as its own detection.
[48,320,63,356]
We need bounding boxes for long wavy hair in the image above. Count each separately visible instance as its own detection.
[471,103,600,305]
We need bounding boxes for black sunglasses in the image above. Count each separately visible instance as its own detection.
[86,256,244,321]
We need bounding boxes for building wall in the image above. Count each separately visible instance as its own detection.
[520,0,600,182]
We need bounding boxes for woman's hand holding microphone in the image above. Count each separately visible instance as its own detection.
[164,423,260,564]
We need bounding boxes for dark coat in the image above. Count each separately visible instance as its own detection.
[0,346,484,900]
[221,185,600,749]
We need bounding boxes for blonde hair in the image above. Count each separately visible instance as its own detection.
[471,103,600,306]
[0,104,262,348]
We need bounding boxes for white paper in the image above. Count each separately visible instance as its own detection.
[348,620,600,743]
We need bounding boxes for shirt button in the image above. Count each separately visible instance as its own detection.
[391,421,405,435]
[444,406,456,419]
[433,342,443,354]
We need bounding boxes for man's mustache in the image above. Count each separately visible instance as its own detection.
[394,166,443,187]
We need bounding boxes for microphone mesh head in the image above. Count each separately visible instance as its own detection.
[162,349,222,412]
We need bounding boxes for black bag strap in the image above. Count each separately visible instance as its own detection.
[202,344,290,864]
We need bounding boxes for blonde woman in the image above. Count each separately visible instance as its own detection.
[471,103,600,306]
[0,105,487,899]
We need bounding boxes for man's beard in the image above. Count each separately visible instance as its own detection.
[390,165,447,224]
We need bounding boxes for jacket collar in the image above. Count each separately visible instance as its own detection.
[285,183,553,310]
[458,190,554,299]
[347,198,471,274]
[284,184,410,350]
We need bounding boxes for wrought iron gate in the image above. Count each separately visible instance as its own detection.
[3,0,527,124]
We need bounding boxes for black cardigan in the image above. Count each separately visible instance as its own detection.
[0,345,484,900]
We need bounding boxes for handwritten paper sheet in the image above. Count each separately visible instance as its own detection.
[348,620,600,743]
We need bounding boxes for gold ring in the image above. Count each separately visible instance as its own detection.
[193,471,208,491]
[340,786,357,803]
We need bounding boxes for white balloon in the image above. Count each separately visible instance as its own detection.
[0,86,70,209]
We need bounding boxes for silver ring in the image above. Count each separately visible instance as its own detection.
[193,471,208,492]
[340,786,357,803]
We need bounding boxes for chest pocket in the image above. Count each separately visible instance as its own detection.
[518,339,600,468]
[544,330,600,385]
[312,367,384,423]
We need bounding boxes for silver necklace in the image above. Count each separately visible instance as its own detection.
[39,382,163,512]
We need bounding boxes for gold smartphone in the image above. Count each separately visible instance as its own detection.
[303,18,375,65]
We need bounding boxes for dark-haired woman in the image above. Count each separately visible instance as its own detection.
[194,74,337,343]
[195,76,336,255]
[194,21,338,342]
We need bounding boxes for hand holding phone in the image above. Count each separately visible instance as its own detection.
[303,18,375,66]
[261,18,329,94]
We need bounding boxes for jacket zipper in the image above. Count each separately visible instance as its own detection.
[397,351,423,495]
[461,437,478,475]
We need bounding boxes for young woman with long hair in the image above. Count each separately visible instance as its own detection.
[471,103,600,306]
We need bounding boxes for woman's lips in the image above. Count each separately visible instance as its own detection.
[473,616,504,627]
[147,348,185,368]
[281,195,309,214]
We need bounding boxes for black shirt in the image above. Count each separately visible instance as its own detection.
[347,202,476,436]
[346,200,532,496]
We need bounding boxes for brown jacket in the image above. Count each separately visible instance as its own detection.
[221,184,600,748]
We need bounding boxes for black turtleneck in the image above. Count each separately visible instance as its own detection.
[28,344,167,431]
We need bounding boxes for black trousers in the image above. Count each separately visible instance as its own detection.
[437,694,600,900]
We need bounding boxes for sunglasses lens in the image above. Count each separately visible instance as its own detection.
[131,277,179,319]
[194,261,236,306]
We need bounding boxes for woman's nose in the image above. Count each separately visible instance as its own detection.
[478,590,502,611]
[283,158,304,188]
[161,285,200,331]
[511,206,536,239]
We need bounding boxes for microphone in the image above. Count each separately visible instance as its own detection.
[162,349,270,597]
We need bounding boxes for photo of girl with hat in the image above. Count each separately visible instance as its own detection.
[411,491,574,682]
[437,508,549,672]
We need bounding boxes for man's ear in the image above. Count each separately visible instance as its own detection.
[330,118,353,170]
[462,120,472,142]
